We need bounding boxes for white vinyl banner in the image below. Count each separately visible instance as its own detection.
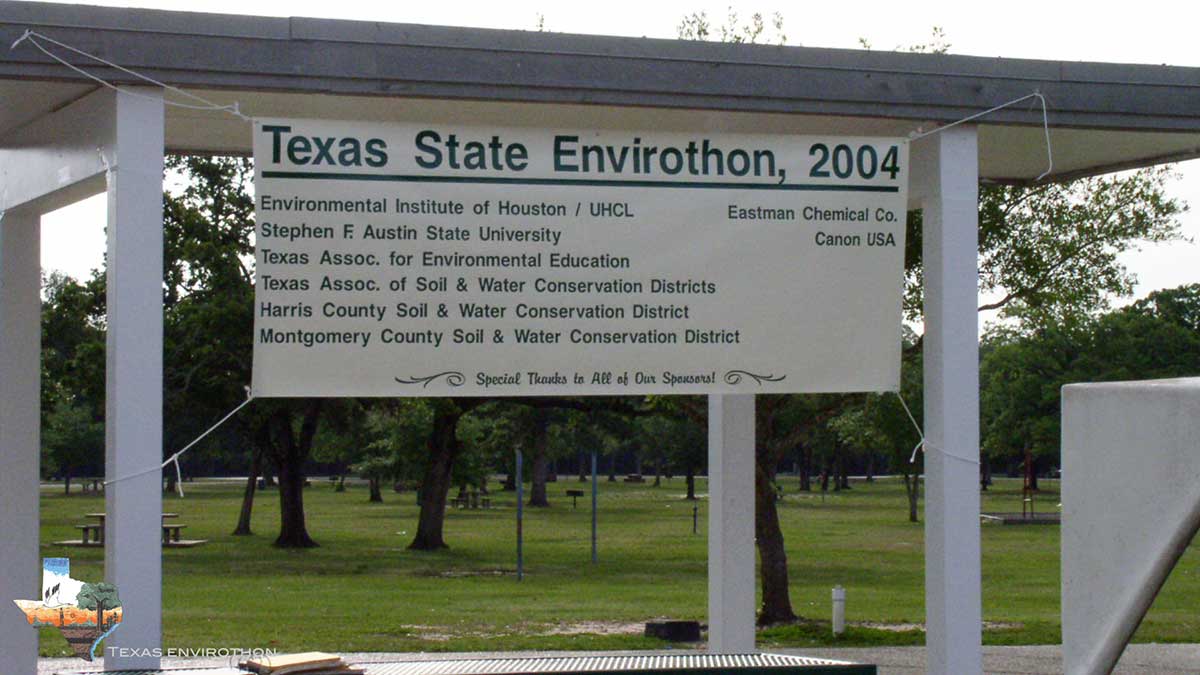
[251,118,909,397]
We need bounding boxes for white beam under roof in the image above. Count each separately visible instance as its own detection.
[0,87,113,213]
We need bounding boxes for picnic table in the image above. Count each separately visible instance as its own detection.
[82,513,181,545]
[77,477,104,494]
[451,491,491,509]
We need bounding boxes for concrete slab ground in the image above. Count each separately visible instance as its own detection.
[37,644,1200,675]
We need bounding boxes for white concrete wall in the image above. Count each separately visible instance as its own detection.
[1062,378,1200,675]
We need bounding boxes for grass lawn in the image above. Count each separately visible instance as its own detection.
[36,475,1200,656]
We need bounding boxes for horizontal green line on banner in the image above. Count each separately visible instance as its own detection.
[260,170,900,193]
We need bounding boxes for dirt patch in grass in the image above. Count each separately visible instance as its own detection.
[852,620,1022,632]
[539,620,646,636]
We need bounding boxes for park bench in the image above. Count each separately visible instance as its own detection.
[162,524,187,543]
[73,524,103,546]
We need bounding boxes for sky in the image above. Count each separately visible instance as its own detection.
[35,0,1199,316]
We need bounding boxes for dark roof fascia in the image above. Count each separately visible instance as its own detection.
[1,1,1199,133]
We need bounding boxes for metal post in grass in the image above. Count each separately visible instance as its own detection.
[516,448,524,582]
[591,449,598,564]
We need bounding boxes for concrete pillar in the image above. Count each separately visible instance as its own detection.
[707,394,756,653]
[913,126,982,675]
[0,206,41,675]
[102,88,164,671]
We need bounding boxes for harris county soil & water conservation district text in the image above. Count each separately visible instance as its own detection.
[254,194,899,353]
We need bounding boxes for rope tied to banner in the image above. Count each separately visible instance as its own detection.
[102,394,255,497]
[10,29,251,121]
[892,391,980,466]
[909,90,1054,182]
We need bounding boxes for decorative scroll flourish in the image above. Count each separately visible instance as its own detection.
[395,372,465,388]
[724,370,786,386]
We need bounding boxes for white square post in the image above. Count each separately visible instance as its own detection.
[0,206,42,675]
[912,126,983,675]
[707,393,756,653]
[0,87,122,675]
[103,88,165,671]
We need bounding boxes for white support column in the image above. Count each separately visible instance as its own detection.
[707,394,756,653]
[103,89,165,671]
[0,206,41,675]
[912,126,982,675]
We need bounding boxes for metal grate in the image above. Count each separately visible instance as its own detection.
[356,653,873,675]
[57,653,875,675]
[56,662,243,667]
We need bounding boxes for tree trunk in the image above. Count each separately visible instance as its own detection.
[653,456,662,487]
[368,477,383,502]
[756,449,796,624]
[410,401,470,550]
[865,452,875,483]
[528,412,550,507]
[904,471,920,523]
[607,454,617,482]
[685,464,696,500]
[164,470,177,495]
[839,454,851,490]
[232,444,263,536]
[980,460,992,491]
[269,401,322,548]
[578,452,587,482]
[755,396,798,625]
[799,445,811,491]
[1025,446,1040,491]
[64,470,72,496]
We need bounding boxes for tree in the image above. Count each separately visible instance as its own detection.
[830,356,925,522]
[904,168,1186,329]
[161,156,328,548]
[260,400,324,548]
[40,271,106,492]
[981,284,1200,478]
[409,398,485,550]
[75,582,121,630]
[41,398,104,494]
[632,413,704,497]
